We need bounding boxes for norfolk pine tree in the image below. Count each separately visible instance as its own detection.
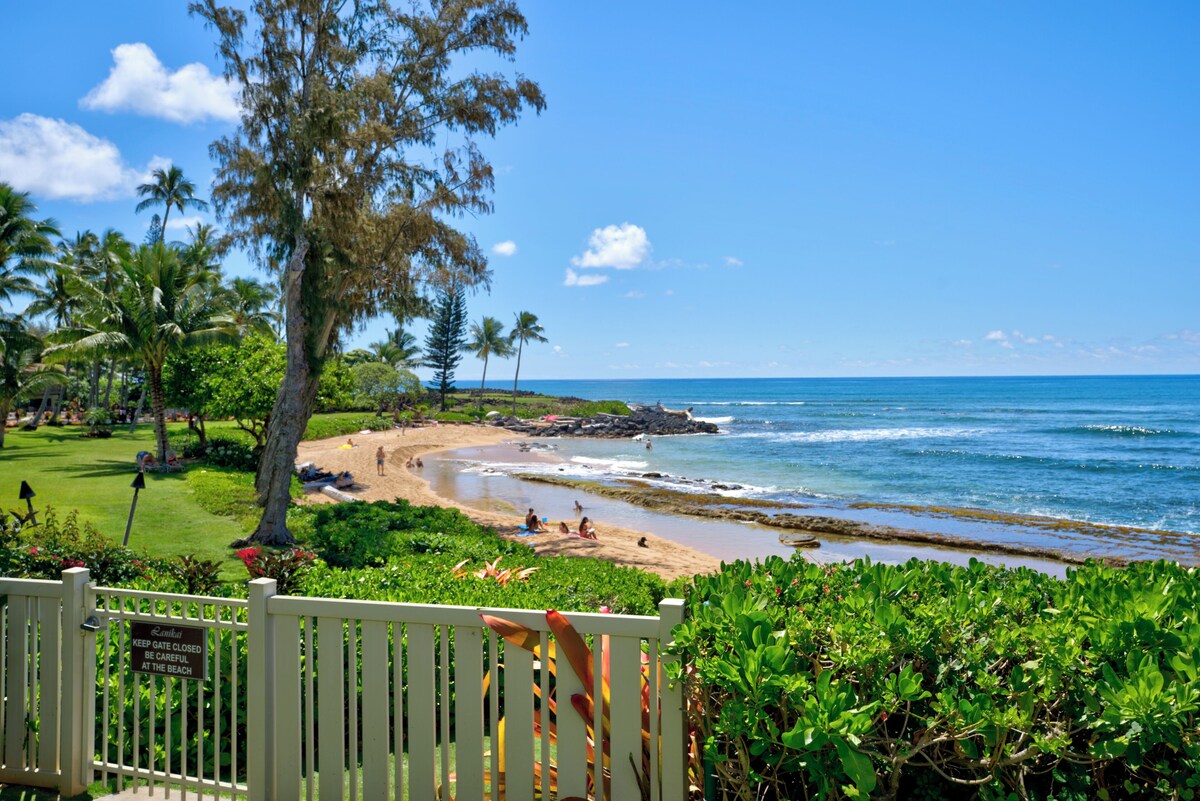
[423,283,469,411]
[193,0,545,544]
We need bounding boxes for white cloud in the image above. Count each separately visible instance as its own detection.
[563,268,608,287]
[984,330,1007,341]
[81,43,240,124]
[614,342,630,348]
[552,345,564,355]
[999,341,1014,350]
[163,215,206,231]
[724,256,744,267]
[952,339,973,348]
[491,240,517,257]
[571,223,650,269]
[0,114,166,202]
[623,290,644,299]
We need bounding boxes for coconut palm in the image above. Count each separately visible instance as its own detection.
[135,166,209,238]
[464,316,512,410]
[0,183,60,309]
[508,311,547,414]
[0,319,64,447]
[369,328,421,368]
[226,276,281,335]
[50,243,235,462]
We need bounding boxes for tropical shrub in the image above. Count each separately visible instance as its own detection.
[235,546,316,595]
[306,499,533,568]
[170,554,225,595]
[10,508,169,584]
[669,555,1200,801]
[202,436,258,470]
[83,406,114,438]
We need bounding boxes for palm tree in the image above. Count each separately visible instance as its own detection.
[50,243,235,462]
[464,316,512,411]
[135,166,209,239]
[226,276,281,335]
[369,328,421,368]
[508,311,547,414]
[0,319,64,448]
[0,183,60,309]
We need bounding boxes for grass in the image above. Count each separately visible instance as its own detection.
[0,424,249,573]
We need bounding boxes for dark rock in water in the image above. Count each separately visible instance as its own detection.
[642,472,664,478]
[490,405,719,438]
[779,532,820,548]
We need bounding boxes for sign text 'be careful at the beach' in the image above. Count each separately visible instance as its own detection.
[130,622,208,680]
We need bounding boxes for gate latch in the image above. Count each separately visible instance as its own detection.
[80,615,102,632]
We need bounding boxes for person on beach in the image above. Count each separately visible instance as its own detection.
[415,457,424,468]
[559,521,571,534]
[578,517,598,539]
[645,438,652,450]
[346,437,355,447]
[574,499,583,515]
[525,509,544,532]
[405,457,415,468]
[376,446,385,475]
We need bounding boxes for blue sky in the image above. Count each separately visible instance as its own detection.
[2,2,1198,379]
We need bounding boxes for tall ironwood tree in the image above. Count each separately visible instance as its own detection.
[423,283,468,411]
[193,0,545,544]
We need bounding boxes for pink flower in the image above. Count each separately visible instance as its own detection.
[599,605,612,614]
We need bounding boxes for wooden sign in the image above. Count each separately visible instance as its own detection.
[130,621,208,680]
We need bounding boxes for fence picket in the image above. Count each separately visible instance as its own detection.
[504,640,535,801]
[316,617,345,801]
[37,597,59,774]
[609,635,643,800]
[274,616,301,801]
[360,621,389,801]
[5,596,28,769]
[454,626,484,801]
[406,623,436,799]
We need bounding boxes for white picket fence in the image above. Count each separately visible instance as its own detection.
[0,569,690,800]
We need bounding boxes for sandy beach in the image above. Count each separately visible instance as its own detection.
[296,423,721,581]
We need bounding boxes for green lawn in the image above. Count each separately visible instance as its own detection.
[0,422,253,574]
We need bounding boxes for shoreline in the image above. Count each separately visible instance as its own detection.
[294,424,721,581]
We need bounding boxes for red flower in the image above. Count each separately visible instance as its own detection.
[599,605,612,614]
[775,586,782,596]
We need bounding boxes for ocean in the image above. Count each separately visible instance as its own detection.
[427,376,1200,567]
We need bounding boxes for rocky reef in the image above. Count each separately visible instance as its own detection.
[488,404,718,438]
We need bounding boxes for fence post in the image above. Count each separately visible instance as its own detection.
[58,568,92,797]
[657,598,688,801]
[248,578,278,801]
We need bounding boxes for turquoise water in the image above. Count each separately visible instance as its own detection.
[470,377,1200,557]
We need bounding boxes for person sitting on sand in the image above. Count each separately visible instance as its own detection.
[574,499,583,515]
[405,457,415,468]
[347,438,355,447]
[578,517,598,539]
[637,536,648,548]
[525,509,545,532]
[376,446,386,476]
[559,521,571,534]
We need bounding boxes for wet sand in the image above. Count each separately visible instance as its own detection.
[295,424,721,580]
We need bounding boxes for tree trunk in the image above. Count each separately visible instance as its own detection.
[479,356,488,410]
[252,234,313,546]
[511,339,524,414]
[103,357,116,406]
[32,386,52,426]
[89,359,100,408]
[48,394,63,425]
[0,400,9,447]
[197,417,208,449]
[148,367,170,463]
[128,381,146,433]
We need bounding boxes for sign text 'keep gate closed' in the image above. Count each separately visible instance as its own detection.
[130,621,208,680]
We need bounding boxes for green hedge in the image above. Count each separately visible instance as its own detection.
[670,555,1200,800]
[302,413,393,441]
[300,499,666,614]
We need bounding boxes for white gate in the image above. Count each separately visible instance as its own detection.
[0,570,690,800]
[88,586,250,799]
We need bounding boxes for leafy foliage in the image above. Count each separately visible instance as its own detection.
[234,546,316,595]
[8,507,170,585]
[669,555,1200,800]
